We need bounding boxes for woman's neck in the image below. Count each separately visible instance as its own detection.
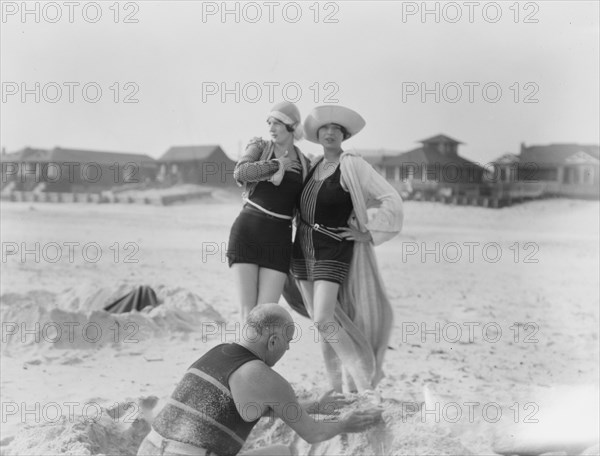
[323,148,343,163]
[274,139,294,154]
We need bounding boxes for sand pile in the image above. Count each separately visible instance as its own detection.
[3,391,599,456]
[0,397,157,456]
[243,394,478,456]
[243,387,600,456]
[1,392,478,456]
[0,283,225,354]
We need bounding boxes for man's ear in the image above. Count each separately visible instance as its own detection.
[267,334,277,350]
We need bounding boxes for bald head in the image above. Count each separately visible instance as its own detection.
[242,304,295,366]
[245,303,293,337]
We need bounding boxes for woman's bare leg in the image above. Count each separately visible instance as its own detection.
[312,280,372,392]
[299,280,342,390]
[298,280,315,316]
[312,281,343,391]
[320,336,343,392]
[257,267,288,304]
[343,368,358,393]
[232,263,259,323]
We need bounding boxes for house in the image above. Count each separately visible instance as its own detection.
[0,146,158,193]
[488,153,520,183]
[491,143,599,199]
[359,134,485,197]
[157,145,236,186]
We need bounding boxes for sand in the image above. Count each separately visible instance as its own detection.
[1,196,599,455]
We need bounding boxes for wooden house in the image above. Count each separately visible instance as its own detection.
[0,147,157,193]
[491,143,599,199]
[360,134,485,197]
[157,145,236,186]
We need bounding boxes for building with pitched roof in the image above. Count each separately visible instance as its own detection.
[157,145,236,186]
[491,143,599,199]
[358,134,485,198]
[0,146,158,193]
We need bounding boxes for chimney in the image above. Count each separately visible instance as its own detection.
[520,142,526,154]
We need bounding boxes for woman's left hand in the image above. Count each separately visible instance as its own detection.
[338,227,372,242]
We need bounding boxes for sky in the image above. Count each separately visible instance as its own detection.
[1,1,599,164]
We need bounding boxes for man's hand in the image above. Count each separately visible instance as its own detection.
[341,408,383,433]
[312,389,355,415]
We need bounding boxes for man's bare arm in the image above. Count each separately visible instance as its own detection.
[232,363,380,444]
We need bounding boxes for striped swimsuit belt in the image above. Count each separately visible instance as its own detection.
[299,218,345,242]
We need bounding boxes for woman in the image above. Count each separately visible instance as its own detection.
[290,105,403,392]
[227,101,309,321]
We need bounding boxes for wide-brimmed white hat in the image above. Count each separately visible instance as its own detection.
[267,101,303,140]
[303,105,366,143]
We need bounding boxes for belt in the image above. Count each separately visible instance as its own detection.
[242,198,293,220]
[299,218,345,242]
[146,428,218,456]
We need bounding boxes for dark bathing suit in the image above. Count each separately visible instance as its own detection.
[292,161,355,284]
[227,167,303,273]
[152,343,261,456]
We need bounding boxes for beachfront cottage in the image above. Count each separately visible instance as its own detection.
[489,153,521,183]
[490,143,600,199]
[361,134,485,198]
[157,145,236,186]
[521,143,599,199]
[0,146,157,193]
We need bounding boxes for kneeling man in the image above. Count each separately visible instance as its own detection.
[137,303,381,456]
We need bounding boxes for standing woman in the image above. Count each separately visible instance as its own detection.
[227,102,309,321]
[291,106,403,392]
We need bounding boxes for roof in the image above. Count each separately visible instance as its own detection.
[565,151,600,164]
[493,153,521,165]
[520,144,600,165]
[377,146,483,169]
[354,148,405,167]
[159,145,226,162]
[51,147,155,164]
[356,135,476,169]
[0,148,47,163]
[418,134,464,145]
[1,147,156,165]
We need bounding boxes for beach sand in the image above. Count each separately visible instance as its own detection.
[1,196,598,455]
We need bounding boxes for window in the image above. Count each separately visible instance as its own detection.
[582,166,595,185]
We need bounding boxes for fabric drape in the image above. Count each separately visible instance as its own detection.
[285,150,403,388]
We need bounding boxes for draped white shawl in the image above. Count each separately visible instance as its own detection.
[335,150,404,387]
[283,151,403,388]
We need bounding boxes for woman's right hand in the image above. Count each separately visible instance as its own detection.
[277,151,302,173]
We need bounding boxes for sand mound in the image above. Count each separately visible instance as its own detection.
[4,392,599,456]
[243,395,476,456]
[0,398,156,456]
[0,284,224,354]
[1,393,476,456]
